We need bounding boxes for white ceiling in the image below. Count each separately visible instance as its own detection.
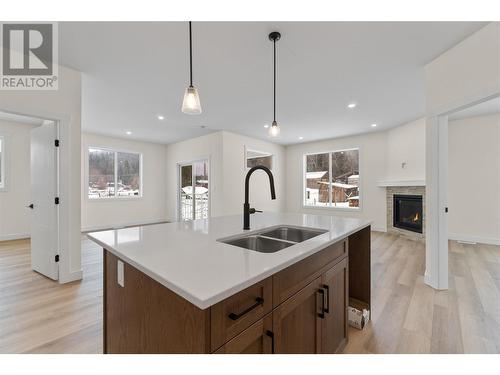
[0,111,45,126]
[449,96,500,120]
[58,22,486,145]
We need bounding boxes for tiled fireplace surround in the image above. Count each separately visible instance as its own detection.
[386,186,425,241]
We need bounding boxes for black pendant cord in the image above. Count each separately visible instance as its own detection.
[189,21,193,87]
[273,37,276,123]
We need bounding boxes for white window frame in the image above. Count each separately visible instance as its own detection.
[0,135,6,192]
[176,157,211,221]
[302,147,362,211]
[86,146,143,201]
[244,146,274,171]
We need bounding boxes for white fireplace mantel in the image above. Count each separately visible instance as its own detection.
[377,179,426,187]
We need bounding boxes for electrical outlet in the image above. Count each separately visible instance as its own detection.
[117,260,124,287]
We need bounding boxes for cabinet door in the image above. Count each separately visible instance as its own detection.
[214,313,273,354]
[272,277,323,354]
[321,257,348,353]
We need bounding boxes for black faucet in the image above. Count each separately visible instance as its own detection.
[244,165,276,230]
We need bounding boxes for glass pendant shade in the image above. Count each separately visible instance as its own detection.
[182,86,202,114]
[268,121,280,137]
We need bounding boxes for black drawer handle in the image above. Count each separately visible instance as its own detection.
[228,297,264,321]
[318,289,325,319]
[322,284,330,313]
[266,330,275,354]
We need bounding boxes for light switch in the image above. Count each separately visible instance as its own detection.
[117,260,124,287]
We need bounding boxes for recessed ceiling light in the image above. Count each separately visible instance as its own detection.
[347,103,357,109]
[263,124,269,128]
[126,131,132,135]
[371,123,377,127]
[299,136,304,140]
[157,115,165,120]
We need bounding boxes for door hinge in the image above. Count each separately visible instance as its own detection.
[55,197,60,205]
[55,139,60,147]
[55,254,60,262]
[445,207,448,213]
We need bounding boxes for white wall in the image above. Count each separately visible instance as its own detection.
[0,120,37,240]
[164,131,286,222]
[81,133,168,231]
[448,113,500,245]
[0,64,82,283]
[221,131,286,216]
[424,22,500,289]
[385,118,426,181]
[285,131,388,232]
[165,132,224,221]
[425,23,500,115]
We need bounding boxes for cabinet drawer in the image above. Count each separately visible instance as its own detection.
[213,313,273,354]
[211,277,272,351]
[272,239,347,307]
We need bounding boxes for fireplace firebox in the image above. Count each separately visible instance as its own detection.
[393,194,423,234]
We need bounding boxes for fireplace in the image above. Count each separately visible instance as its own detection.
[393,194,423,234]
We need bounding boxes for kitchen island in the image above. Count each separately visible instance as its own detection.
[87,212,371,354]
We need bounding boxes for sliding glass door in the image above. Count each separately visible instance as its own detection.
[178,160,209,221]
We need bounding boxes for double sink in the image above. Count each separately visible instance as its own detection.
[219,226,328,253]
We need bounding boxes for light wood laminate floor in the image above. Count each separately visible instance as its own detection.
[1,232,499,353]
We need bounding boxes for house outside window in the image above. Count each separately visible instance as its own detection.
[304,148,360,209]
[88,147,142,199]
[245,148,273,170]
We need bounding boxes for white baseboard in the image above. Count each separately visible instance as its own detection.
[448,233,500,246]
[370,225,386,233]
[82,218,168,233]
[0,233,30,241]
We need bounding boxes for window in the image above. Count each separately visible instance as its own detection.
[246,149,273,170]
[178,160,209,221]
[304,149,360,209]
[0,136,4,190]
[88,147,141,199]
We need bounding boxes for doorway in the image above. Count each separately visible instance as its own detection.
[447,97,500,246]
[178,159,210,221]
[427,93,500,290]
[0,112,60,280]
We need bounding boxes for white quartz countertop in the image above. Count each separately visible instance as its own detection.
[87,212,371,309]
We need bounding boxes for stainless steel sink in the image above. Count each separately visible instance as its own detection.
[218,225,328,253]
[259,226,327,243]
[223,235,294,253]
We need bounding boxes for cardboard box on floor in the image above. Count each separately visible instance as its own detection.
[348,298,370,330]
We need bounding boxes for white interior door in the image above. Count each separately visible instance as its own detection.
[30,121,59,280]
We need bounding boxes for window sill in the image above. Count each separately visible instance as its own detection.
[87,196,143,202]
[302,204,362,213]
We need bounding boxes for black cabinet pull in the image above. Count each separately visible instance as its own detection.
[228,297,264,321]
[322,284,330,313]
[318,289,325,319]
[266,330,275,354]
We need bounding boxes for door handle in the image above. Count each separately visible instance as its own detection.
[265,330,275,354]
[322,284,330,314]
[318,289,325,319]
[27,203,34,209]
[228,297,264,321]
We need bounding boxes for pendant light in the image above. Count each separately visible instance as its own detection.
[182,21,202,115]
[268,31,281,137]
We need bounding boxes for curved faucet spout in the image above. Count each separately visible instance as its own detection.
[244,165,276,230]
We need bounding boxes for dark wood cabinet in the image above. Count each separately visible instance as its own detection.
[321,257,349,353]
[272,277,323,353]
[211,277,272,351]
[103,226,370,354]
[214,313,273,354]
